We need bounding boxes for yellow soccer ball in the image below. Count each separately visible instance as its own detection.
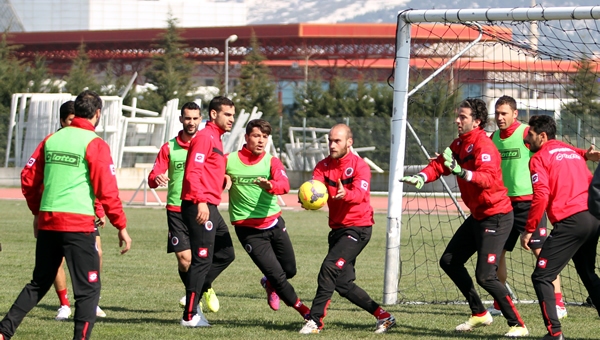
[298,180,328,210]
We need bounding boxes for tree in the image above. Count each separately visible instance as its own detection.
[233,32,278,121]
[64,43,100,94]
[561,58,600,140]
[143,14,195,112]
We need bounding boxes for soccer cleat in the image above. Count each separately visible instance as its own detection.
[260,276,280,311]
[374,315,396,334]
[180,314,211,327]
[455,312,493,332]
[542,333,566,340]
[486,305,503,316]
[96,306,106,318]
[504,325,529,338]
[179,295,186,308]
[557,306,568,319]
[55,305,72,321]
[203,288,220,313]
[299,319,320,334]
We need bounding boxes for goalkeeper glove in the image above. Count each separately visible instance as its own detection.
[400,174,425,189]
[443,147,468,179]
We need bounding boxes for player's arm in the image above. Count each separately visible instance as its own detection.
[402,149,449,189]
[148,142,171,188]
[182,135,212,204]
[21,136,50,214]
[338,160,370,203]
[524,156,550,235]
[258,157,290,195]
[461,144,499,188]
[87,139,131,254]
[588,164,600,219]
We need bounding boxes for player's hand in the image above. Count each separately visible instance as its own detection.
[155,174,170,187]
[96,216,106,228]
[429,152,440,162]
[585,145,600,162]
[520,232,533,251]
[400,174,425,189]
[333,179,346,200]
[254,177,273,191]
[196,202,210,225]
[118,228,132,254]
[223,174,232,191]
[443,147,467,178]
[33,215,39,238]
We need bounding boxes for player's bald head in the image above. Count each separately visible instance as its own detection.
[330,124,353,140]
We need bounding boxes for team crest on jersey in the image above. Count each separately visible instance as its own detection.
[198,248,208,258]
[345,167,354,176]
[26,158,35,167]
[487,254,497,264]
[531,173,539,184]
[281,169,288,178]
[171,237,179,246]
[481,154,491,162]
[537,258,548,268]
[88,271,99,283]
[335,258,346,269]
[205,221,213,231]
[539,228,547,237]
[195,153,205,163]
[360,180,368,191]
[245,244,252,253]
[467,144,474,153]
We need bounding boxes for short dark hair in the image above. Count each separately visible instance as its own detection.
[528,115,556,140]
[245,119,271,136]
[459,98,488,129]
[74,90,102,119]
[495,95,517,111]
[60,100,75,121]
[208,96,234,116]
[181,101,201,116]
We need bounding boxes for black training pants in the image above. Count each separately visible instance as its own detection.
[531,210,600,336]
[439,212,524,327]
[180,201,235,320]
[235,217,300,307]
[0,230,100,340]
[309,226,380,328]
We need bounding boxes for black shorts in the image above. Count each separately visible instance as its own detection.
[504,200,548,251]
[167,210,191,253]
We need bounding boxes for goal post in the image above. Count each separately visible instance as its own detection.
[385,6,600,305]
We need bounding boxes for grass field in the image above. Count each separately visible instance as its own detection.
[0,199,599,339]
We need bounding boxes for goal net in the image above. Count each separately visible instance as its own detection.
[385,6,600,305]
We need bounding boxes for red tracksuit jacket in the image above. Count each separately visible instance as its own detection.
[420,127,512,220]
[313,151,374,229]
[180,122,226,205]
[525,139,592,232]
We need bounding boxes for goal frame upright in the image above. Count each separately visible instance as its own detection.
[384,6,600,305]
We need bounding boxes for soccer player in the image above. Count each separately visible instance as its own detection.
[179,96,236,327]
[148,102,220,315]
[226,119,311,317]
[299,124,396,334]
[54,100,108,321]
[401,98,528,337]
[523,115,600,340]
[0,90,132,340]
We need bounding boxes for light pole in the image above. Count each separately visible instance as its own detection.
[224,34,238,96]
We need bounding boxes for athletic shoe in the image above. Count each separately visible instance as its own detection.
[374,315,396,334]
[203,288,219,313]
[486,305,503,316]
[96,306,106,318]
[180,314,211,327]
[557,306,568,319]
[299,319,320,334]
[260,276,280,311]
[504,325,529,337]
[542,333,566,340]
[197,307,210,325]
[55,305,72,321]
[455,312,493,331]
[179,295,186,308]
